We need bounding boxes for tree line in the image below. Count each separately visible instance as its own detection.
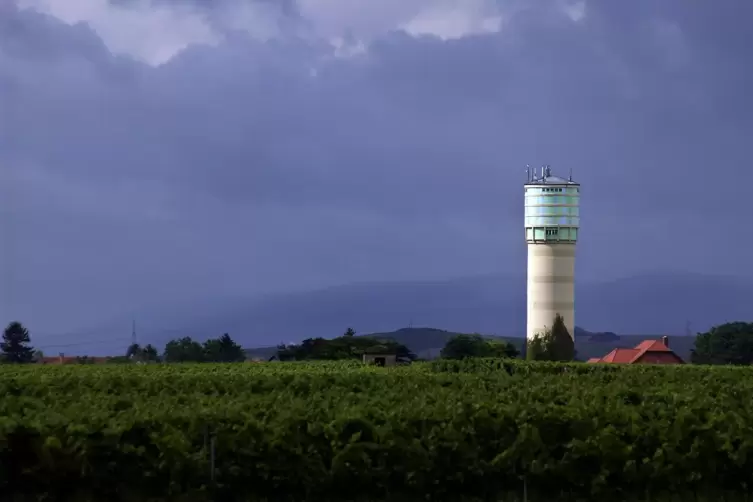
[440,315,753,365]
[275,328,416,362]
[272,322,569,363]
[440,313,574,362]
[4,317,753,365]
[0,321,246,364]
[121,333,246,363]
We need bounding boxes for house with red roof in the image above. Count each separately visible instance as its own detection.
[587,336,684,364]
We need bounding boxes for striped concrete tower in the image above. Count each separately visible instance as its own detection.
[524,165,580,341]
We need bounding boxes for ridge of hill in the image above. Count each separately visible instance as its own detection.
[53,271,747,356]
[194,271,751,348]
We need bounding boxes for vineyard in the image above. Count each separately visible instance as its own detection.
[1,360,753,501]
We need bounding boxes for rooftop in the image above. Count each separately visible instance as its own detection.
[524,165,579,186]
[587,337,684,364]
[526,175,579,185]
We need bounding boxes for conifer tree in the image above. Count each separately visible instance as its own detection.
[526,313,574,362]
[550,313,575,361]
[1,321,35,363]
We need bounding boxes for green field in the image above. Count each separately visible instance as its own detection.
[1,360,752,501]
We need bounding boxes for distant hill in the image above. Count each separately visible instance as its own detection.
[245,326,698,362]
[60,271,751,356]
[191,271,749,349]
[167,274,753,345]
[587,331,619,343]
[365,327,471,354]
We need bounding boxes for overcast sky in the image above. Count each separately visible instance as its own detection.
[1,0,752,336]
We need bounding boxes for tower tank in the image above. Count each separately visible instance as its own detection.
[524,165,580,341]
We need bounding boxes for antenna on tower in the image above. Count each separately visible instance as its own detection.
[131,319,137,347]
[569,168,573,182]
[526,164,531,182]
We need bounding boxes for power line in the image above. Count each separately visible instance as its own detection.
[36,337,133,350]
[31,324,190,341]
[31,324,223,353]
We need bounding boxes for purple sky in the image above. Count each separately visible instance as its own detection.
[1,0,752,336]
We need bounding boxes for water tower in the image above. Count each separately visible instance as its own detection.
[524,165,580,341]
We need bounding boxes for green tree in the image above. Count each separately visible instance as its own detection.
[441,334,489,359]
[691,322,753,365]
[488,339,520,358]
[126,343,142,360]
[441,334,519,360]
[126,343,160,362]
[277,335,415,361]
[526,333,547,361]
[1,321,35,363]
[344,327,356,337]
[275,343,292,361]
[142,344,160,362]
[526,313,574,362]
[551,313,575,361]
[203,333,245,362]
[163,337,205,363]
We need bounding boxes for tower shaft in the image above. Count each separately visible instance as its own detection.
[526,243,575,340]
[524,167,580,341]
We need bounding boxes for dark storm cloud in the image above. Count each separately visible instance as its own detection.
[1,0,752,336]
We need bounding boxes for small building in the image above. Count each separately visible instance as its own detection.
[587,336,684,364]
[362,353,397,367]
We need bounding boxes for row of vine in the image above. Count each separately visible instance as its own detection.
[0,361,751,501]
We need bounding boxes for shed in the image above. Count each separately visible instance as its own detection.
[362,353,397,367]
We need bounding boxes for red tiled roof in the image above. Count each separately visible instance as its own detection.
[588,338,682,364]
[600,348,640,363]
[633,339,671,353]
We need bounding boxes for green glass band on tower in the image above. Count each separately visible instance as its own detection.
[524,167,580,243]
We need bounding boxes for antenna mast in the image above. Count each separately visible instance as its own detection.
[131,319,137,347]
